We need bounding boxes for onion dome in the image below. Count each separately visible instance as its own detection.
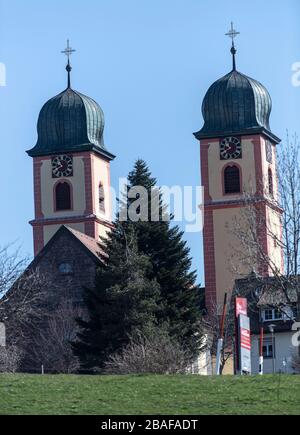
[194,30,280,143]
[27,43,115,160]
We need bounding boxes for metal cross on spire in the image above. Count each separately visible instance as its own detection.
[225,22,240,71]
[61,40,76,88]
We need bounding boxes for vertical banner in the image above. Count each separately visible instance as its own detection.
[238,314,252,375]
[235,298,247,318]
[234,297,251,374]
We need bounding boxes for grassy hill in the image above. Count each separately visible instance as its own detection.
[0,374,299,415]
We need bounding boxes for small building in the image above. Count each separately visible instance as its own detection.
[235,275,299,375]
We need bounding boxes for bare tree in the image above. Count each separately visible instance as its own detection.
[229,134,300,320]
[0,245,69,372]
[26,298,82,374]
[0,265,54,352]
[200,299,236,375]
[0,244,28,301]
[0,245,87,374]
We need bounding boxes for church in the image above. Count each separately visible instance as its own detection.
[1,31,298,375]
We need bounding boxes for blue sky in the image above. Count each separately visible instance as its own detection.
[0,0,299,284]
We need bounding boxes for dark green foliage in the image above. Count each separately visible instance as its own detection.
[74,160,202,369]
[123,160,202,352]
[73,231,161,370]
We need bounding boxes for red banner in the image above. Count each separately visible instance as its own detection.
[240,327,251,350]
[235,297,247,318]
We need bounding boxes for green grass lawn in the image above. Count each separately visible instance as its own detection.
[0,374,299,415]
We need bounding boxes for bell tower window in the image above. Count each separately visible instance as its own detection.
[55,182,72,211]
[99,183,105,212]
[268,168,274,197]
[224,165,241,194]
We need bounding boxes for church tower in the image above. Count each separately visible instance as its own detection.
[27,42,115,256]
[194,26,283,312]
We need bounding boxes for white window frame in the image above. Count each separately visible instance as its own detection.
[261,308,283,322]
[261,306,297,322]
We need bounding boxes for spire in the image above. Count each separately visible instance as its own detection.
[61,40,76,88]
[225,22,240,71]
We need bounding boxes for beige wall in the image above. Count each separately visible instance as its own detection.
[208,138,256,201]
[208,138,258,306]
[43,223,85,247]
[38,152,113,249]
[92,154,112,222]
[266,206,283,272]
[261,138,279,202]
[40,156,86,218]
[213,208,255,306]
[213,204,282,307]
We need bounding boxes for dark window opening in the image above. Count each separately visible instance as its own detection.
[56,182,71,211]
[99,183,105,212]
[268,169,274,197]
[262,339,275,359]
[224,165,241,194]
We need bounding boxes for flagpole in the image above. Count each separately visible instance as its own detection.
[216,293,228,375]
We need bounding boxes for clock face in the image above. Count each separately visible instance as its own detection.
[52,155,73,178]
[220,137,242,160]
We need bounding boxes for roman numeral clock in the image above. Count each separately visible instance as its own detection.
[220,136,242,160]
[52,155,73,178]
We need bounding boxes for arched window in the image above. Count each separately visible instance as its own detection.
[224,165,241,194]
[268,169,274,197]
[99,183,105,212]
[55,182,71,211]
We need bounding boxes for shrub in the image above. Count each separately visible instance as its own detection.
[0,345,22,373]
[104,329,194,375]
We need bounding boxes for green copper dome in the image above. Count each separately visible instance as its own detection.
[27,87,115,160]
[194,69,280,143]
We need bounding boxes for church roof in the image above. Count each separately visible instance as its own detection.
[1,226,104,312]
[30,226,104,267]
[66,226,105,259]
[194,39,280,143]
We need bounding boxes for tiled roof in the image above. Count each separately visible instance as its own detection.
[66,226,104,260]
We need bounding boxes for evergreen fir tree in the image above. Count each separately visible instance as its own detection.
[74,160,203,369]
[123,160,202,353]
[73,228,161,370]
